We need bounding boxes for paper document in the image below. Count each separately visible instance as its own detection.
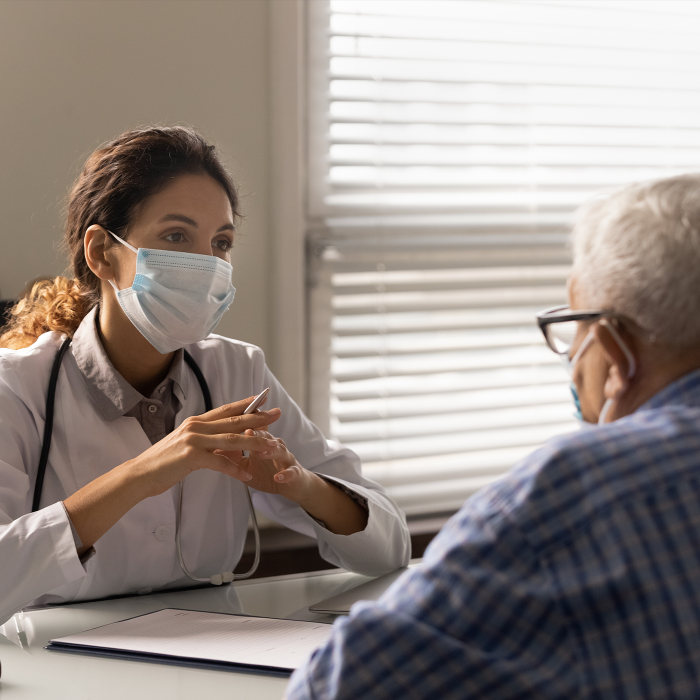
[49,608,332,672]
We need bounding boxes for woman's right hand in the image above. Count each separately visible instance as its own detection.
[129,398,282,497]
[64,396,281,553]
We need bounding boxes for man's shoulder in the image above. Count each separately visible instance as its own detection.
[543,403,700,490]
[462,405,700,553]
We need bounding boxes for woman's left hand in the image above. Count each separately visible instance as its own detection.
[216,423,370,536]
[215,428,314,503]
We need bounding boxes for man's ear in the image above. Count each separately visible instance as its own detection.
[84,225,115,281]
[593,321,636,400]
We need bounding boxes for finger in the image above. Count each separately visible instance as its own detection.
[209,453,254,482]
[192,410,280,436]
[273,464,302,483]
[197,397,280,423]
[213,448,244,464]
[197,432,277,454]
[246,428,272,439]
[197,396,257,421]
[246,436,294,463]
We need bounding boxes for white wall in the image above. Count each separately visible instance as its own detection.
[0,0,276,356]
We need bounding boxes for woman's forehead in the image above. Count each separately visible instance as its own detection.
[135,173,233,226]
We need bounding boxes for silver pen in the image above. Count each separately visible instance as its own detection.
[242,387,271,458]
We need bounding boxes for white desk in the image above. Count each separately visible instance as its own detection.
[0,567,379,700]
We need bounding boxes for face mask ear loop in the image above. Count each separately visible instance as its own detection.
[569,331,595,368]
[599,319,636,379]
[104,230,137,294]
[106,229,138,254]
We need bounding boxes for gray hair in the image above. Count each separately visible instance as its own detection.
[572,174,700,349]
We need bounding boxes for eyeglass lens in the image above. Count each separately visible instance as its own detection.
[546,320,579,354]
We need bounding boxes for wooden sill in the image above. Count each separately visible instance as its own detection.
[237,513,454,579]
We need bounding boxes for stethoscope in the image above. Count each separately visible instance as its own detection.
[33,336,260,586]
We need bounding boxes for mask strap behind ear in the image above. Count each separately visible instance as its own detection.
[107,229,138,254]
[600,319,636,379]
[105,230,136,293]
[570,330,595,367]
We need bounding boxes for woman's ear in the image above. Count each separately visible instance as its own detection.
[84,226,114,281]
[593,321,636,401]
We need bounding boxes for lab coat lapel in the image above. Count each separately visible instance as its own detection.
[60,361,174,537]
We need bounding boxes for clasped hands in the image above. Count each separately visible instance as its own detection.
[136,395,312,502]
[133,395,369,535]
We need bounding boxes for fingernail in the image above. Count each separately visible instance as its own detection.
[275,473,284,482]
[266,439,277,446]
[245,473,253,481]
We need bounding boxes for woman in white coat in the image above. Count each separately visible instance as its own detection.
[0,126,410,626]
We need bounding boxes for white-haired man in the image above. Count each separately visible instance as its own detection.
[285,175,700,700]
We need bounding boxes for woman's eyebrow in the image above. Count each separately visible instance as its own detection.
[159,214,198,227]
[158,214,234,233]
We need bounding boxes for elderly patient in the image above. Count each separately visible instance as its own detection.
[286,175,700,700]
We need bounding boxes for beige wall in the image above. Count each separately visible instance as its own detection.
[0,0,273,354]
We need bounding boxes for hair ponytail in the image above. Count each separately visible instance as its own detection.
[0,277,93,350]
[0,125,238,351]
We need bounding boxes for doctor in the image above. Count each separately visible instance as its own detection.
[0,126,410,626]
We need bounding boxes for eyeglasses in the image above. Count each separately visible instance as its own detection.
[537,305,609,355]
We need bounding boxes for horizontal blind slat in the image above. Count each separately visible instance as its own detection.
[332,365,571,399]
[334,383,572,421]
[348,422,577,463]
[330,57,700,90]
[330,123,700,148]
[330,80,700,108]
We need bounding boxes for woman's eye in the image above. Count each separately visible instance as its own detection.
[214,238,233,252]
[165,232,186,243]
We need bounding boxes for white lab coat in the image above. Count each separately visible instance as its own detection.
[0,331,410,626]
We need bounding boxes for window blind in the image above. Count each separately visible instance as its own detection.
[307,0,700,517]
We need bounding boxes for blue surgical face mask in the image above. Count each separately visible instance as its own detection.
[561,332,594,423]
[569,382,584,422]
[107,231,236,354]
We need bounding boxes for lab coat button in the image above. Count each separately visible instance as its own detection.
[148,404,158,413]
[154,525,171,541]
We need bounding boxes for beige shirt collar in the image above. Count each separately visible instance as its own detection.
[71,306,188,421]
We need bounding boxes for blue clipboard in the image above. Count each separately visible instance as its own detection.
[45,640,292,677]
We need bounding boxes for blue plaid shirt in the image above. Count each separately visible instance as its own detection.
[287,370,700,700]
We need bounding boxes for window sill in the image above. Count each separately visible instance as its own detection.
[238,513,454,579]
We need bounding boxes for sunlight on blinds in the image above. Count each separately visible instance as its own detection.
[307,0,700,516]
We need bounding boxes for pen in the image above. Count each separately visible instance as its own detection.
[243,387,270,415]
[242,388,270,458]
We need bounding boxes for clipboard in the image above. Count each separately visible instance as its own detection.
[45,608,333,677]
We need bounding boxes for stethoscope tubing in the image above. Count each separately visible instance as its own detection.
[32,336,72,512]
[35,336,260,585]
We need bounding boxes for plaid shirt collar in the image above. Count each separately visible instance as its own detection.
[639,368,700,412]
